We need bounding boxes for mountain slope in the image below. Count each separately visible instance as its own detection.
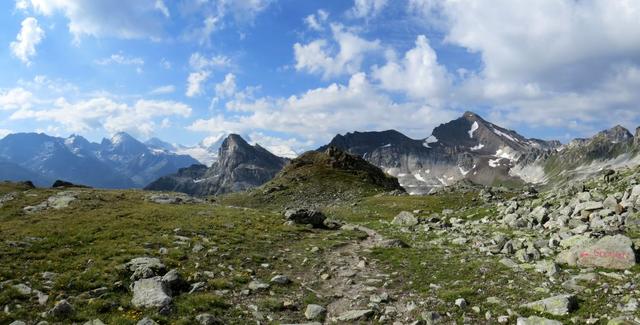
[512,125,640,185]
[0,159,51,186]
[145,134,288,196]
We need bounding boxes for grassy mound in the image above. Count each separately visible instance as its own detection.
[221,146,404,209]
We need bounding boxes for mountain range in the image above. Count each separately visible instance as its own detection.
[0,132,198,188]
[3,111,640,194]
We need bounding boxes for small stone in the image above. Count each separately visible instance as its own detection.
[498,316,509,323]
[305,304,326,320]
[248,280,270,291]
[195,313,222,325]
[335,309,374,322]
[521,294,577,316]
[83,320,106,325]
[370,292,390,303]
[12,284,32,296]
[455,298,467,309]
[270,275,291,285]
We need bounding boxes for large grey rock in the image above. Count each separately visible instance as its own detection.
[284,209,327,228]
[125,257,166,273]
[335,309,374,321]
[131,277,172,309]
[521,294,577,316]
[557,235,636,270]
[573,201,603,215]
[517,316,563,325]
[47,299,73,318]
[248,280,270,291]
[392,211,419,226]
[305,304,326,320]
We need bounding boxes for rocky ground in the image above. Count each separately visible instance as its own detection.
[2,166,640,324]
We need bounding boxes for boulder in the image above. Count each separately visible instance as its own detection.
[47,299,73,318]
[392,211,419,227]
[557,235,636,270]
[305,304,326,320]
[284,209,327,228]
[573,201,603,215]
[131,277,172,309]
[521,294,577,316]
[162,269,188,294]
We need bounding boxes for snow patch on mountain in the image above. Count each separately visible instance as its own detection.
[468,121,479,138]
[491,127,519,143]
[509,163,547,184]
[470,143,485,151]
[423,135,438,148]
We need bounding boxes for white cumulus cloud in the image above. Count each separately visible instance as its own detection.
[186,71,211,97]
[373,35,451,103]
[294,24,381,79]
[0,87,34,110]
[10,17,45,65]
[351,0,388,19]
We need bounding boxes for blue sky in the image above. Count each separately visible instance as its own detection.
[1,0,640,157]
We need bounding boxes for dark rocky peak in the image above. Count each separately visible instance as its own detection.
[220,134,251,151]
[635,127,640,145]
[319,130,423,155]
[432,111,558,154]
[217,134,283,166]
[595,125,633,143]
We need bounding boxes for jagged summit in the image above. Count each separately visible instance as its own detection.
[145,134,288,196]
[596,125,633,143]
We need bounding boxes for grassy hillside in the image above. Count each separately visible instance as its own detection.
[220,147,404,210]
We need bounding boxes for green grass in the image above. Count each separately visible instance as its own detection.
[0,184,367,324]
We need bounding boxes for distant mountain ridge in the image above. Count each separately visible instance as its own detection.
[0,132,198,188]
[3,111,640,194]
[145,134,288,196]
[320,112,562,194]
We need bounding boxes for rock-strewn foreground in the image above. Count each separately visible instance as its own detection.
[2,161,640,324]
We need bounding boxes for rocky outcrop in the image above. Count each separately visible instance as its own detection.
[146,134,287,196]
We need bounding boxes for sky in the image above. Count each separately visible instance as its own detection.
[1,0,640,157]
